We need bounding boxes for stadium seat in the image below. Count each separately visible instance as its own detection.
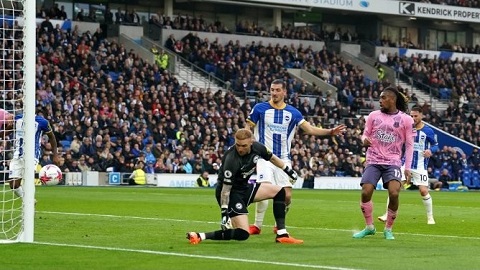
[108,71,119,81]
[462,172,472,187]
[434,169,441,179]
[472,176,480,189]
[439,88,451,99]
[335,171,345,177]
[204,64,216,74]
[59,140,71,150]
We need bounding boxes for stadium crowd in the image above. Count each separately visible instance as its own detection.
[1,10,479,189]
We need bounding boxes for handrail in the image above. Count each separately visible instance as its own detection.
[395,71,439,105]
[141,36,229,91]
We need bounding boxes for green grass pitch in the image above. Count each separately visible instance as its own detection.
[2,187,480,269]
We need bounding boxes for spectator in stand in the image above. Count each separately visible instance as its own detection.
[378,50,388,64]
[438,169,452,190]
[468,148,480,170]
[449,152,464,181]
[177,157,193,174]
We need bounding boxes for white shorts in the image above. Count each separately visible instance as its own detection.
[255,159,292,188]
[409,170,429,187]
[9,158,38,180]
[400,165,406,181]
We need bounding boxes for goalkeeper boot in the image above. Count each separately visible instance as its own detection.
[383,229,395,240]
[353,227,376,238]
[275,234,304,244]
[249,225,261,235]
[186,232,201,245]
[377,214,387,223]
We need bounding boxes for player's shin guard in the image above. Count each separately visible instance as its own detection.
[273,188,286,230]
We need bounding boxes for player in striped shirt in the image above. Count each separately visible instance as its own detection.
[246,79,346,235]
[378,106,439,224]
[9,112,59,198]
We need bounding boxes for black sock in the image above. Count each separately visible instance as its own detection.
[206,229,235,240]
[273,188,286,230]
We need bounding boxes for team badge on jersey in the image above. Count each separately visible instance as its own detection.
[253,155,259,163]
[224,170,232,178]
[235,203,243,210]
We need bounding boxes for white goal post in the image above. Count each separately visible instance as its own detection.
[0,0,36,243]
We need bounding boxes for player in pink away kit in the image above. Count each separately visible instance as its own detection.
[0,109,13,130]
[0,109,14,184]
[353,87,416,240]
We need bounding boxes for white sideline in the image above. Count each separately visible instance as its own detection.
[38,211,480,241]
[34,241,361,270]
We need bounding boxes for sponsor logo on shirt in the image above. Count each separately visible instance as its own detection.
[374,129,396,143]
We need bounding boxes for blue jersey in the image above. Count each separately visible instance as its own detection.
[409,124,439,172]
[13,114,52,161]
[247,102,305,160]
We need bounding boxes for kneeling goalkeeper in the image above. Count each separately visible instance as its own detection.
[186,129,303,244]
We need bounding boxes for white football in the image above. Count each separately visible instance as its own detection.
[39,164,63,186]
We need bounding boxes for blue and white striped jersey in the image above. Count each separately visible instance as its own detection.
[13,114,53,161]
[247,102,305,160]
[409,124,439,172]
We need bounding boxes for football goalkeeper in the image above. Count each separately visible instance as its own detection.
[186,129,303,244]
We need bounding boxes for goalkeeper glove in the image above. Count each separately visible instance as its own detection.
[220,208,231,230]
[283,165,298,185]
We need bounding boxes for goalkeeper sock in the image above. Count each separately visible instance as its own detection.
[254,200,268,228]
[14,186,24,198]
[207,229,248,241]
[273,188,286,230]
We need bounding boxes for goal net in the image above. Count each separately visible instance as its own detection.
[0,0,36,243]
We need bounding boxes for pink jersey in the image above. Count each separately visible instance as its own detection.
[362,110,416,169]
[0,109,10,129]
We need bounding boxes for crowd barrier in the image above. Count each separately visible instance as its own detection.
[60,172,371,190]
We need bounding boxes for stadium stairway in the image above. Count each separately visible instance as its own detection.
[397,81,449,112]
[354,52,449,112]
[175,61,222,92]
[135,36,224,93]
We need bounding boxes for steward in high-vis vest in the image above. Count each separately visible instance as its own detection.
[375,62,385,81]
[129,161,146,185]
[196,171,210,187]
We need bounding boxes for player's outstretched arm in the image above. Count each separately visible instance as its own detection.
[46,131,60,165]
[300,121,346,137]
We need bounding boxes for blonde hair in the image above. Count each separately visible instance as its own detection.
[235,128,253,140]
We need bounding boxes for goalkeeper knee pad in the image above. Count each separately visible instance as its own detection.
[233,228,249,241]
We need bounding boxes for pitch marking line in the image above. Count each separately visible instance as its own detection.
[38,211,480,241]
[34,241,362,270]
